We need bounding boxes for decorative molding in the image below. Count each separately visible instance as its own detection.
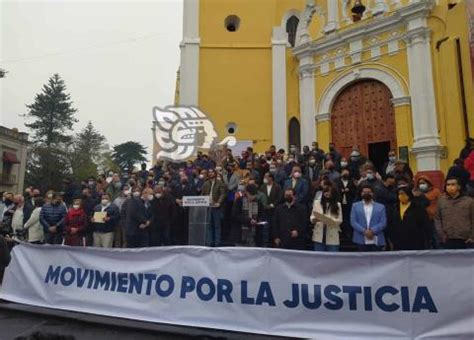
[369,36,381,60]
[391,96,411,106]
[334,48,346,70]
[315,112,330,122]
[293,0,436,58]
[318,67,408,115]
[404,26,431,46]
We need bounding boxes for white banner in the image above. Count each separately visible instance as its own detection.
[1,243,474,339]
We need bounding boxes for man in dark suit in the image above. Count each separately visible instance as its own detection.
[273,188,307,250]
[259,172,282,247]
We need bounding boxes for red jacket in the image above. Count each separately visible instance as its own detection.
[465,150,474,181]
[64,208,87,246]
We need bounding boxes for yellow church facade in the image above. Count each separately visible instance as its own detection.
[175,0,474,178]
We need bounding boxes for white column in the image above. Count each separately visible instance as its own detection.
[299,56,316,148]
[179,0,200,106]
[324,0,339,33]
[272,27,288,151]
[405,17,442,171]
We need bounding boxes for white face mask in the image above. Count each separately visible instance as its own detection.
[132,191,141,198]
[147,194,154,201]
[341,161,348,167]
[106,177,113,184]
[419,183,429,192]
[101,199,109,206]
[155,193,162,199]
[124,190,131,196]
[263,178,268,184]
[366,173,375,180]
[73,204,80,209]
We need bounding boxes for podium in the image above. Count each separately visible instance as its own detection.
[183,196,211,246]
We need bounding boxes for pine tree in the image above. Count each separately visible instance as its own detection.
[24,74,78,191]
[112,141,148,171]
[70,121,106,180]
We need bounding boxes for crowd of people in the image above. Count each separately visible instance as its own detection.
[1,139,473,260]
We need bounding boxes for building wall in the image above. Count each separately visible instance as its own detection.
[176,0,473,174]
[198,0,306,152]
[0,127,28,194]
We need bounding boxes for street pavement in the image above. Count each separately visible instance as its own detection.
[0,300,286,340]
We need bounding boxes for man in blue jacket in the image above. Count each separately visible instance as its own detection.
[91,193,120,248]
[40,193,67,244]
[350,184,387,251]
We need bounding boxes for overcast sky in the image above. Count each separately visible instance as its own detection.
[0,0,183,161]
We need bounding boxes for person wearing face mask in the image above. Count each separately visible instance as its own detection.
[357,165,386,204]
[304,156,321,196]
[390,187,431,250]
[413,175,442,248]
[350,185,387,251]
[62,178,80,207]
[336,168,358,240]
[10,195,27,242]
[64,198,87,246]
[1,193,15,234]
[106,174,123,201]
[40,193,67,245]
[222,162,240,244]
[310,142,325,163]
[150,185,177,246]
[201,169,227,247]
[272,162,287,188]
[382,150,398,177]
[113,185,131,248]
[311,185,343,252]
[258,173,282,247]
[273,188,307,250]
[347,149,367,180]
[435,177,474,249]
[326,143,342,170]
[324,160,341,184]
[125,188,150,248]
[172,176,196,245]
[230,184,264,246]
[23,197,45,244]
[91,194,120,248]
[283,166,309,205]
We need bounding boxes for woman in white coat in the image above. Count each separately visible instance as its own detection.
[24,198,45,244]
[310,186,343,252]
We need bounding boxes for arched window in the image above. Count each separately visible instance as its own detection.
[286,16,300,47]
[288,117,301,151]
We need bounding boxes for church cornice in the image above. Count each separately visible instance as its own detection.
[293,0,435,59]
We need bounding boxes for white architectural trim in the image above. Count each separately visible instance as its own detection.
[404,5,442,171]
[272,26,288,150]
[317,67,408,116]
[179,0,200,106]
[299,56,317,147]
[293,0,436,58]
[324,0,339,33]
[281,9,301,27]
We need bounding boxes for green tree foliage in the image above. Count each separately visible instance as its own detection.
[112,141,147,171]
[24,74,78,191]
[69,121,106,181]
